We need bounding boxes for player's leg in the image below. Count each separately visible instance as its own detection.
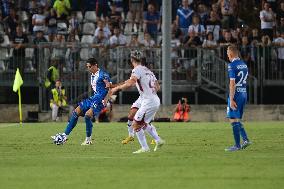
[51,104,59,121]
[81,108,94,145]
[132,105,150,153]
[132,120,150,153]
[63,105,82,137]
[225,98,241,151]
[121,107,137,144]
[142,105,165,151]
[237,101,251,149]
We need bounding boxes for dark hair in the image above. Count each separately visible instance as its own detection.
[86,58,98,66]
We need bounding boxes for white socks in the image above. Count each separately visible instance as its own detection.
[135,129,149,150]
[145,124,161,142]
[127,120,135,137]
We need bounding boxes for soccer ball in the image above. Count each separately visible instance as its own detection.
[52,133,67,145]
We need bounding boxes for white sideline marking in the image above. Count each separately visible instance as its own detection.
[0,123,21,128]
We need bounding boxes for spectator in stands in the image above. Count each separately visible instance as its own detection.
[109,26,127,48]
[197,3,209,25]
[1,0,15,18]
[46,8,57,41]
[176,0,194,35]
[11,25,28,75]
[273,31,284,78]
[50,80,68,121]
[183,30,201,80]
[143,3,160,42]
[206,10,221,41]
[277,17,284,34]
[141,32,155,47]
[109,3,122,29]
[218,30,237,46]
[128,0,143,32]
[240,35,252,71]
[218,0,238,29]
[53,0,70,19]
[276,2,284,22]
[68,11,80,35]
[111,0,124,18]
[92,28,109,66]
[96,0,110,21]
[32,5,46,34]
[218,30,237,60]
[260,35,272,78]
[250,28,261,44]
[94,20,111,39]
[202,32,217,48]
[3,8,19,37]
[0,33,10,71]
[66,31,80,71]
[183,30,202,48]
[33,30,48,70]
[127,33,141,47]
[211,3,221,21]
[259,2,275,40]
[45,59,59,89]
[173,97,191,122]
[188,15,205,41]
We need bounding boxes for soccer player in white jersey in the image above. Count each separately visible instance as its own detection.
[108,50,165,153]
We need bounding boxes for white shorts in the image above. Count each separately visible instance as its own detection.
[131,96,142,109]
[134,96,160,124]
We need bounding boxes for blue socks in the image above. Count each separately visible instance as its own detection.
[231,122,241,148]
[239,122,249,142]
[64,111,79,135]
[85,115,93,137]
[231,122,249,148]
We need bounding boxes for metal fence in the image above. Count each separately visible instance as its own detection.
[1,43,283,109]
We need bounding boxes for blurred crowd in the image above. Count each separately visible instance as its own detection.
[0,0,284,78]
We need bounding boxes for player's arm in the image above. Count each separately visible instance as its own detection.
[154,80,160,92]
[103,80,125,88]
[112,76,137,93]
[229,79,237,110]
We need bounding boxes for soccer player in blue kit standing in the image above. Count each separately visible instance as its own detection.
[52,58,111,145]
[225,45,252,152]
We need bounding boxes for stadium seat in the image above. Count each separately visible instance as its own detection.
[82,22,95,35]
[18,11,29,23]
[57,22,68,35]
[80,48,92,61]
[81,35,94,43]
[84,11,96,23]
[76,11,83,23]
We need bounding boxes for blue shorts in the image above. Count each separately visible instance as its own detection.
[226,96,247,119]
[79,95,104,117]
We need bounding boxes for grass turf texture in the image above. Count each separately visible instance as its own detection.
[0,122,284,189]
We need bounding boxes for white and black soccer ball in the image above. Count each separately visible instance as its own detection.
[53,133,66,145]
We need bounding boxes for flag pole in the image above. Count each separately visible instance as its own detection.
[18,87,22,126]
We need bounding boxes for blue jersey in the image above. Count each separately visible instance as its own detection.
[90,69,111,98]
[177,7,194,29]
[227,58,248,119]
[79,69,111,117]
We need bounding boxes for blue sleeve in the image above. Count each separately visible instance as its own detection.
[102,71,111,83]
[228,64,235,79]
[143,12,147,20]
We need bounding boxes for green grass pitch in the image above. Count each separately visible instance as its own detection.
[0,122,284,189]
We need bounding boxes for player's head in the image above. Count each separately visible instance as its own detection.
[130,49,143,66]
[55,80,62,88]
[227,45,239,62]
[86,58,99,74]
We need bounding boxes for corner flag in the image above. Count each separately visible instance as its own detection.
[13,68,23,125]
[13,68,23,92]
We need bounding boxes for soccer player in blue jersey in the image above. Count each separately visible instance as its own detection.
[52,58,111,145]
[225,45,252,152]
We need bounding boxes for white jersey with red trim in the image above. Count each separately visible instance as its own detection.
[131,65,158,99]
